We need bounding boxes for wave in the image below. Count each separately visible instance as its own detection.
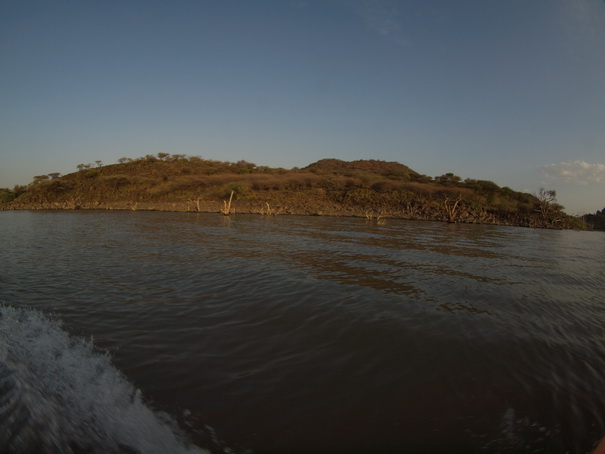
[0,305,207,454]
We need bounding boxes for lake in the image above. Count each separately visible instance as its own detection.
[1,210,604,453]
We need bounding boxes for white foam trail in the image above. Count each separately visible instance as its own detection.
[0,305,208,454]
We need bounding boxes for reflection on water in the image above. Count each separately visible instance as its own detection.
[1,211,605,453]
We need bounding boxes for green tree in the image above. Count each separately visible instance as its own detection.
[224,182,251,198]
[33,175,50,183]
[0,188,13,203]
[436,173,462,185]
[1,185,27,204]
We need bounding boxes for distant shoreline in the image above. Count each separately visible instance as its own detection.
[0,156,594,230]
[3,203,597,231]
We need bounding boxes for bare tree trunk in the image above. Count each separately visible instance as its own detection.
[221,191,234,215]
[443,195,462,223]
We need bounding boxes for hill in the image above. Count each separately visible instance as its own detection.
[304,159,422,181]
[0,154,586,229]
[583,208,605,231]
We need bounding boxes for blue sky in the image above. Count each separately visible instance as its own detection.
[1,0,604,214]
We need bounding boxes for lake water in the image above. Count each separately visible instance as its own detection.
[1,210,604,453]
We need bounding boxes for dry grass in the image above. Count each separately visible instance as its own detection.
[2,154,582,229]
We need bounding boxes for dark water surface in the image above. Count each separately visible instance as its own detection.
[1,210,605,453]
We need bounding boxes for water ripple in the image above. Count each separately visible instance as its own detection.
[1,211,604,452]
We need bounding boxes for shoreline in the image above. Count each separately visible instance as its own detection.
[1,157,594,230]
[1,202,591,230]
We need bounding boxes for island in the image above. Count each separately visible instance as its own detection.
[0,154,595,230]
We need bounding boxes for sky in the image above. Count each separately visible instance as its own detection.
[1,0,604,215]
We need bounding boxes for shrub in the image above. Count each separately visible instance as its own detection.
[435,173,462,185]
[0,188,14,203]
[103,175,131,189]
[248,175,285,190]
[371,180,399,193]
[343,188,376,204]
[224,182,251,199]
[401,182,437,195]
[412,174,433,184]
[84,169,100,179]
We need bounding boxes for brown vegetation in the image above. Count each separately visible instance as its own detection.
[0,154,588,229]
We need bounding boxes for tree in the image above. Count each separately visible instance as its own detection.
[236,160,256,169]
[535,187,557,218]
[224,182,251,198]
[0,185,27,204]
[0,188,13,203]
[436,173,462,185]
[233,160,257,174]
[534,187,567,227]
[443,194,463,223]
[95,160,103,167]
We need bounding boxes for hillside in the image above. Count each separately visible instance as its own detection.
[0,154,586,229]
[583,209,605,231]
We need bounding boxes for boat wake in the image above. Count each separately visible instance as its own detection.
[0,305,207,454]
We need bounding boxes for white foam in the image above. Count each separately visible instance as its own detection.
[0,305,208,453]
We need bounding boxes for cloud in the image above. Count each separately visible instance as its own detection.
[541,160,605,184]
